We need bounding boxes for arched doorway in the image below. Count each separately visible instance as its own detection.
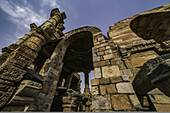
[38,26,103,111]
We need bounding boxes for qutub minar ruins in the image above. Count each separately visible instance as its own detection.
[0,3,170,112]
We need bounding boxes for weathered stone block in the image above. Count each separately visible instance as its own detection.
[100,85,106,95]
[93,39,98,43]
[99,47,106,52]
[8,96,34,106]
[102,65,121,78]
[94,42,100,46]
[106,84,117,94]
[3,106,26,112]
[93,53,97,57]
[92,95,111,110]
[48,67,59,78]
[91,86,99,95]
[129,95,142,110]
[101,40,106,43]
[91,78,99,86]
[97,51,104,56]
[100,78,110,84]
[62,96,71,104]
[94,68,102,78]
[106,46,111,49]
[110,59,116,65]
[110,94,131,110]
[93,43,108,49]
[94,61,106,67]
[103,54,114,60]
[98,37,105,42]
[121,75,130,82]
[154,104,170,111]
[104,49,112,55]
[105,60,110,65]
[116,83,135,93]
[148,88,164,95]
[122,69,133,77]
[149,95,170,104]
[14,80,42,97]
[110,76,123,83]
[93,56,100,62]
[130,50,158,69]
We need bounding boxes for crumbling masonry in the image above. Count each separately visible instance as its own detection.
[0,3,170,112]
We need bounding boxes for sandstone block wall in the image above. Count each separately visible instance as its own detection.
[91,31,142,111]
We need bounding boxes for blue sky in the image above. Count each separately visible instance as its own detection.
[0,0,170,93]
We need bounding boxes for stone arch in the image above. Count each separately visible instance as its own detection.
[130,5,170,97]
[38,26,105,111]
[130,12,170,43]
[40,26,102,75]
[130,4,170,54]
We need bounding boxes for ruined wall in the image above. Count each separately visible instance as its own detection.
[108,16,159,81]
[0,3,170,112]
[91,29,141,111]
[91,3,170,112]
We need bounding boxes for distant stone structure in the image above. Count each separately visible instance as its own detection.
[0,3,170,112]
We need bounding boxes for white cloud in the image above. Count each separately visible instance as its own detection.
[0,0,46,30]
[0,0,63,40]
[41,0,61,9]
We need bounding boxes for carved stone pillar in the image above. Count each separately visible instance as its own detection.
[83,70,92,112]
[0,8,66,109]
[83,70,90,96]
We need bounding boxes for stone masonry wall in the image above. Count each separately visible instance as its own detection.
[91,32,142,111]
[107,4,170,111]
[108,18,159,81]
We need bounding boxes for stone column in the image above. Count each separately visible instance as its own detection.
[83,70,90,96]
[0,8,66,109]
[65,74,73,89]
[83,70,92,112]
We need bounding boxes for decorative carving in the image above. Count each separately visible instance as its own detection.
[0,85,15,107]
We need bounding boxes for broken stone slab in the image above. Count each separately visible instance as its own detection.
[132,53,170,97]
